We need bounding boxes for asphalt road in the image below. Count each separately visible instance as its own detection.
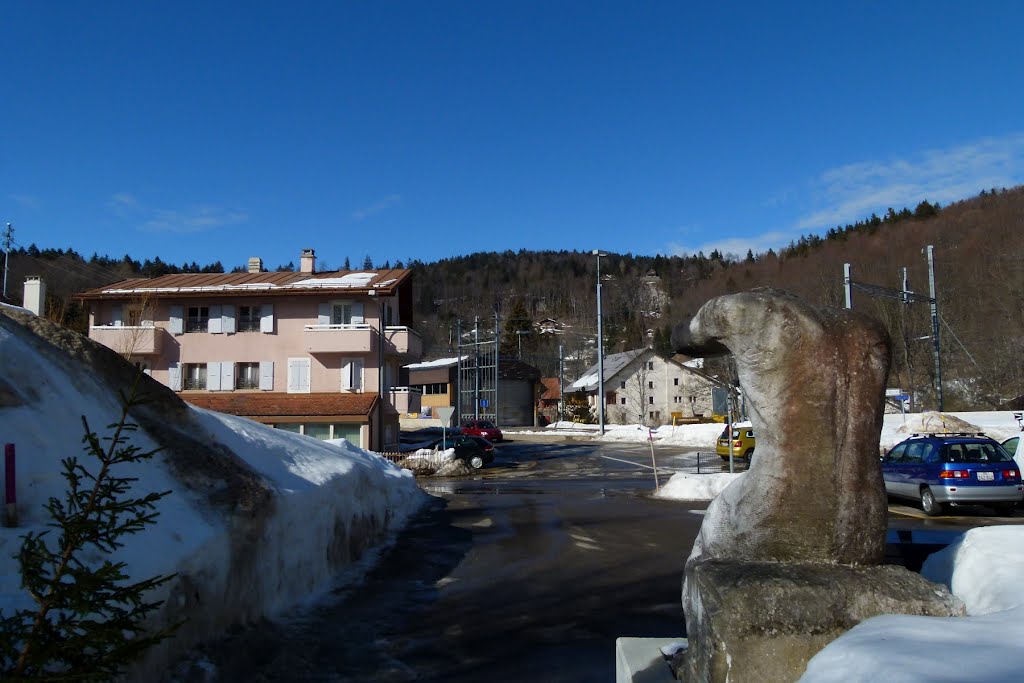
[174,435,1018,682]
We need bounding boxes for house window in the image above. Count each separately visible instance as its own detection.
[620,381,626,389]
[421,383,447,395]
[689,395,696,403]
[674,396,683,403]
[620,397,626,405]
[648,381,654,389]
[238,305,261,332]
[648,396,654,405]
[649,411,660,421]
[647,361,654,370]
[183,363,207,390]
[674,378,680,386]
[186,306,210,332]
[236,362,260,389]
[332,302,355,325]
[126,302,149,326]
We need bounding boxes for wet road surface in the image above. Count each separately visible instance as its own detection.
[175,439,704,682]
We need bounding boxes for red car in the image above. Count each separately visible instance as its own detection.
[461,419,503,442]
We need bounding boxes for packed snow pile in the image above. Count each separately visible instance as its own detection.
[0,310,426,675]
[800,526,1024,682]
[895,411,981,435]
[655,472,745,501]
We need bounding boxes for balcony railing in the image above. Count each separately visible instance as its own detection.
[89,325,164,356]
[389,386,422,415]
[303,324,374,354]
[383,326,423,358]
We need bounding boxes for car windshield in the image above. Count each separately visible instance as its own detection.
[941,442,1014,463]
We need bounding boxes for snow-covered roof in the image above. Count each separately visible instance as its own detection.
[76,268,412,300]
[569,348,647,390]
[404,356,463,370]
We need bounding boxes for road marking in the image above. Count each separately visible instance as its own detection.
[575,542,601,551]
[599,454,687,473]
[470,518,493,528]
[570,532,596,543]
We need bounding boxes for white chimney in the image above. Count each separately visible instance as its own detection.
[248,257,263,274]
[24,276,46,316]
[300,248,316,274]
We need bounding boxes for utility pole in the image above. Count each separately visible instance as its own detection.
[558,343,564,422]
[2,223,13,301]
[594,250,608,435]
[925,245,943,412]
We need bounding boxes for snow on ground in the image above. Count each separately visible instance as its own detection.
[800,526,1024,683]
[654,471,745,501]
[0,318,426,670]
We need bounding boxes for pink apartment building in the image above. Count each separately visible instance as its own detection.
[75,249,422,450]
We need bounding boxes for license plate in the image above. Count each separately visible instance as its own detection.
[977,471,994,481]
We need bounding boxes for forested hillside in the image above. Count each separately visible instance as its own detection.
[5,187,1021,410]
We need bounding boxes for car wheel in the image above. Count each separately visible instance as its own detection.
[920,487,945,517]
[469,455,484,470]
[744,448,754,460]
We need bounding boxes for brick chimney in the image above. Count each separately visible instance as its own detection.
[248,257,263,273]
[23,276,45,316]
[300,248,316,274]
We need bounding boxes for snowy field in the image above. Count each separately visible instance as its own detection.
[0,315,426,674]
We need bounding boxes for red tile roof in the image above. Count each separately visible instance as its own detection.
[184,392,378,419]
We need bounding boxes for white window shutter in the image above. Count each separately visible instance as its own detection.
[209,305,223,333]
[111,305,123,327]
[220,362,234,391]
[169,306,184,335]
[259,361,274,390]
[352,302,364,324]
[168,362,182,391]
[222,305,236,334]
[260,304,274,333]
[207,362,222,391]
[288,358,309,393]
[318,302,330,325]
[341,361,352,391]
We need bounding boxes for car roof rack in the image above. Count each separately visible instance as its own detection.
[909,432,988,438]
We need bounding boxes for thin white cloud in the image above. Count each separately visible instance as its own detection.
[352,194,401,221]
[795,133,1024,230]
[8,194,39,209]
[140,206,249,234]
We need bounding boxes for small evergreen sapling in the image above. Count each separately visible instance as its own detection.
[0,388,178,680]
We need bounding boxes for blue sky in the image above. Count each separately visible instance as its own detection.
[3,1,1023,270]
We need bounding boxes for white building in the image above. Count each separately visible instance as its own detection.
[568,347,714,426]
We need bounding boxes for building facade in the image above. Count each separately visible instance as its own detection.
[569,348,714,426]
[75,250,422,450]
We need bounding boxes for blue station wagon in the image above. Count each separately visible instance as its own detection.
[881,433,1023,516]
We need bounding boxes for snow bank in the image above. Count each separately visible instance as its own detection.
[0,313,426,674]
[654,472,745,501]
[800,526,1024,682]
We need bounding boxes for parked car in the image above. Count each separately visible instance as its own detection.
[428,434,494,469]
[716,422,755,460]
[881,433,1023,516]
[461,419,503,442]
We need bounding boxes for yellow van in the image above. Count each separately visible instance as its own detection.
[716,422,755,460]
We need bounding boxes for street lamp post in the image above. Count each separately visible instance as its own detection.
[593,250,608,435]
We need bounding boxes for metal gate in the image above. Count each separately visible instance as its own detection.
[456,316,500,426]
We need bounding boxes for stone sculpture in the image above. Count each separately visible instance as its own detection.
[670,289,963,682]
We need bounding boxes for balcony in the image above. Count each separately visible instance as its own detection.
[389,386,422,415]
[90,325,164,356]
[383,326,423,358]
[304,324,374,354]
